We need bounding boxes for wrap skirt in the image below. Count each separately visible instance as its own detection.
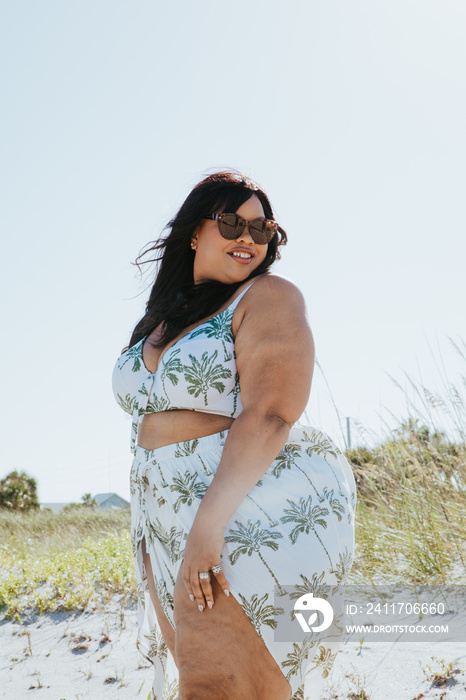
[130,423,357,700]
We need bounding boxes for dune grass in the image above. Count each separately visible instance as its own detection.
[0,508,135,619]
[0,506,131,557]
[347,419,466,584]
[345,335,466,585]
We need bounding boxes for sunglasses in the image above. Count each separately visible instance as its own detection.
[204,212,278,245]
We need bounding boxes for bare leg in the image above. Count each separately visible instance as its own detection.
[173,565,292,700]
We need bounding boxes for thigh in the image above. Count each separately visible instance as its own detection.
[141,537,178,667]
[173,564,292,700]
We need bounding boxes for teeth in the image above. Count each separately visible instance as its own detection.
[231,252,252,259]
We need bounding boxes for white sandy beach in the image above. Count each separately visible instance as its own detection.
[1,602,465,700]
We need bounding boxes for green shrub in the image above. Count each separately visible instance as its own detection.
[0,471,39,511]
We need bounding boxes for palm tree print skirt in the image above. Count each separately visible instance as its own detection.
[130,424,357,700]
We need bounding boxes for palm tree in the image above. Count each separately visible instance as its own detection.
[136,581,146,609]
[236,591,285,642]
[81,493,97,508]
[119,341,143,372]
[184,350,232,405]
[152,459,169,489]
[147,520,179,586]
[146,517,184,566]
[169,471,208,512]
[115,391,135,415]
[224,519,285,594]
[129,464,139,497]
[155,576,174,616]
[130,467,149,511]
[321,487,345,522]
[197,454,213,476]
[273,443,323,501]
[281,636,319,683]
[161,679,180,700]
[136,382,150,417]
[174,439,199,458]
[330,546,354,585]
[144,623,168,662]
[286,571,333,623]
[190,310,235,361]
[290,685,304,700]
[279,496,333,568]
[304,644,338,680]
[160,348,183,401]
[140,447,153,462]
[130,419,139,451]
[302,429,344,492]
[302,428,342,459]
[146,396,171,413]
[131,523,144,557]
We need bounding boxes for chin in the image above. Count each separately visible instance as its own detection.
[195,261,263,285]
[226,269,256,284]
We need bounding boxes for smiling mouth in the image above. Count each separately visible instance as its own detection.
[228,251,254,260]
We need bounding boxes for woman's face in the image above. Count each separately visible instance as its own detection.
[191,194,269,285]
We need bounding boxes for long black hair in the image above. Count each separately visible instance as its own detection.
[126,169,287,350]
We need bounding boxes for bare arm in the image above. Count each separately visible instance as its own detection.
[195,274,315,529]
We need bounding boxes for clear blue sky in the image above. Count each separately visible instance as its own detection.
[1,0,465,503]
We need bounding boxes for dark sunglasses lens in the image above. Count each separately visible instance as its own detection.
[218,213,244,239]
[250,220,277,244]
[217,213,277,243]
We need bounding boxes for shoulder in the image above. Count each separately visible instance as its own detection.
[240,273,306,312]
[233,273,308,333]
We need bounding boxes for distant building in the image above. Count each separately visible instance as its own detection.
[41,492,130,513]
[94,493,130,510]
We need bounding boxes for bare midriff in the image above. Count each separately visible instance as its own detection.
[138,411,235,451]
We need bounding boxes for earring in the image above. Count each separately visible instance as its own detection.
[191,240,197,250]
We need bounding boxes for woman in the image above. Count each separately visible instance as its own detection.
[112,170,357,700]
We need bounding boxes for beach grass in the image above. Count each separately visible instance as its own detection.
[347,421,466,584]
[0,508,135,619]
[346,335,466,585]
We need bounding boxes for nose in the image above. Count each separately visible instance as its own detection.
[236,224,255,244]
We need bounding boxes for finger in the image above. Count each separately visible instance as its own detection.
[199,576,214,610]
[183,563,195,602]
[191,575,207,612]
[212,570,231,597]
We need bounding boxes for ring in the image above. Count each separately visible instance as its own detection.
[211,564,222,574]
[199,571,210,580]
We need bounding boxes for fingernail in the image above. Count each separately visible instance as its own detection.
[224,589,230,597]
[189,594,194,602]
[207,601,213,609]
[198,604,204,612]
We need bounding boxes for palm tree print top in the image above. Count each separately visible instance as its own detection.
[112,278,261,454]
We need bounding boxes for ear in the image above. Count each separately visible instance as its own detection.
[191,226,199,251]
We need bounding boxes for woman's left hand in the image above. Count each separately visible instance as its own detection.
[182,515,231,611]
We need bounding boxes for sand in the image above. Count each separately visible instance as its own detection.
[1,604,465,700]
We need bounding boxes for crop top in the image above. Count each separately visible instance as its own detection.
[112,277,261,453]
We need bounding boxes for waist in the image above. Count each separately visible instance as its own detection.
[137,409,235,450]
